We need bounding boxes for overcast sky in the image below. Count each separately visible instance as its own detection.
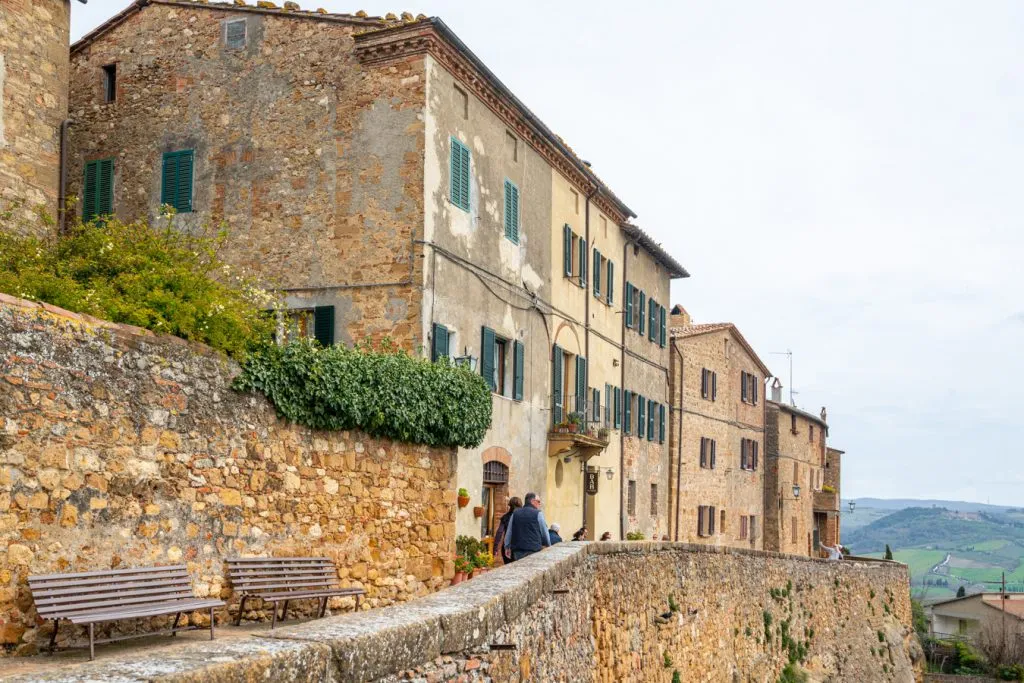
[71,2,1024,506]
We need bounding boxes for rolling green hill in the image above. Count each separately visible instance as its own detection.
[845,506,1024,599]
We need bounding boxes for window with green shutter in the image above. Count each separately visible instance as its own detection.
[313,306,335,347]
[450,137,470,211]
[480,326,496,391]
[606,260,614,305]
[431,323,450,361]
[614,387,622,429]
[82,158,114,222]
[637,395,645,441]
[575,356,587,418]
[648,399,656,440]
[604,383,611,426]
[648,298,657,341]
[512,340,524,401]
[563,224,573,277]
[503,179,520,244]
[578,238,587,288]
[638,292,646,335]
[623,390,632,435]
[659,404,666,443]
[591,387,600,422]
[593,249,602,298]
[625,282,634,327]
[659,305,667,347]
[161,150,193,213]
[552,344,563,425]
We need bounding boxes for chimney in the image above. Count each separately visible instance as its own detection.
[771,378,783,403]
[670,304,691,328]
[820,406,827,423]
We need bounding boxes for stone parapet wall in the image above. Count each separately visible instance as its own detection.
[0,295,456,655]
[5,542,924,682]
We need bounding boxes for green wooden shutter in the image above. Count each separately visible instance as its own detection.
[450,138,470,211]
[649,299,657,341]
[638,292,646,335]
[592,388,600,422]
[97,159,114,215]
[431,323,449,361]
[563,225,573,277]
[659,404,666,443]
[504,180,520,244]
[593,249,601,297]
[660,305,667,347]
[513,340,524,401]
[623,390,632,434]
[604,383,611,425]
[637,395,645,440]
[625,282,633,327]
[161,151,193,213]
[161,153,176,208]
[552,344,563,425]
[614,387,622,429]
[82,161,98,221]
[575,356,587,417]
[313,306,335,346]
[481,327,496,391]
[579,238,587,287]
[607,260,614,304]
[177,151,193,212]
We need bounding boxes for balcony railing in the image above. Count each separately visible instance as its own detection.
[813,488,839,513]
[550,395,611,443]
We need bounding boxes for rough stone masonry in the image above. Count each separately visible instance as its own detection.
[0,294,456,655]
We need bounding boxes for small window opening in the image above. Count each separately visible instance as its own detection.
[102,64,116,103]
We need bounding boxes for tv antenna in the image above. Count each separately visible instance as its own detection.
[769,349,794,406]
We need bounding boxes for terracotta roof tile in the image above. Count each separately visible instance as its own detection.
[670,322,771,376]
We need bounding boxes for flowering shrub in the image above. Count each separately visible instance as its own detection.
[0,209,276,357]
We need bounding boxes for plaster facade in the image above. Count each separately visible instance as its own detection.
[0,0,72,229]
[667,309,769,549]
[764,400,828,556]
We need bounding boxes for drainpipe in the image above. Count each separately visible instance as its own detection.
[581,184,597,530]
[58,119,71,235]
[618,238,630,541]
[672,338,685,541]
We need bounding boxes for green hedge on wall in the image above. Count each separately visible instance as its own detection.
[234,340,493,449]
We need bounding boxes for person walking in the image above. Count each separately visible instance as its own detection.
[503,492,551,561]
[572,526,588,541]
[548,522,563,545]
[492,497,522,565]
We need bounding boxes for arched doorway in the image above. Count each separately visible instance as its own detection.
[481,460,509,540]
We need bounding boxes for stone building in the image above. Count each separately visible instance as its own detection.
[666,306,770,548]
[814,446,844,550]
[0,0,85,231]
[66,0,687,543]
[764,394,829,556]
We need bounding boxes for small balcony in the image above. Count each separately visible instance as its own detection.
[813,487,839,513]
[548,395,611,458]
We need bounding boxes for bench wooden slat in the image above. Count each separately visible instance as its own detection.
[234,580,340,592]
[66,599,225,625]
[38,591,199,616]
[30,571,191,592]
[29,565,189,582]
[33,579,192,599]
[228,557,330,563]
[229,567,336,577]
[256,588,366,601]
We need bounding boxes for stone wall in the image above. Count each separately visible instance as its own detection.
[0,295,456,655]
[0,0,70,228]
[765,401,827,556]
[5,542,924,682]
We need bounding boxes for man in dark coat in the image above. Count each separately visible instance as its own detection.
[503,492,551,561]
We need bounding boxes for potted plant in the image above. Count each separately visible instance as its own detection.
[556,420,572,434]
[473,551,493,575]
[568,412,584,433]
[472,505,485,518]
[457,488,470,508]
[598,426,610,440]
[452,555,472,585]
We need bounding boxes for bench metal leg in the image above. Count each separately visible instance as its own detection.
[210,606,215,641]
[88,623,95,661]
[270,601,278,631]
[171,612,181,636]
[318,596,327,618]
[49,620,59,653]
[280,600,289,624]
[235,595,248,627]
[356,594,361,612]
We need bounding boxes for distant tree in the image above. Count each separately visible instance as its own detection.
[910,597,928,635]
[956,586,966,598]
[884,544,894,560]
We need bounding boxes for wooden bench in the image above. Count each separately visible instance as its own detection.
[28,565,225,660]
[227,557,366,629]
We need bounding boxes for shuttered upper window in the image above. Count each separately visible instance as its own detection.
[450,138,470,211]
[161,150,194,213]
[82,158,114,222]
[224,19,247,49]
[503,179,520,244]
[431,323,450,362]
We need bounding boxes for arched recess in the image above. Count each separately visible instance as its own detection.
[479,447,511,541]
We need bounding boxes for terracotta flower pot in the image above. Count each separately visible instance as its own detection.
[457,495,470,508]
[451,571,466,585]
[472,506,485,518]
